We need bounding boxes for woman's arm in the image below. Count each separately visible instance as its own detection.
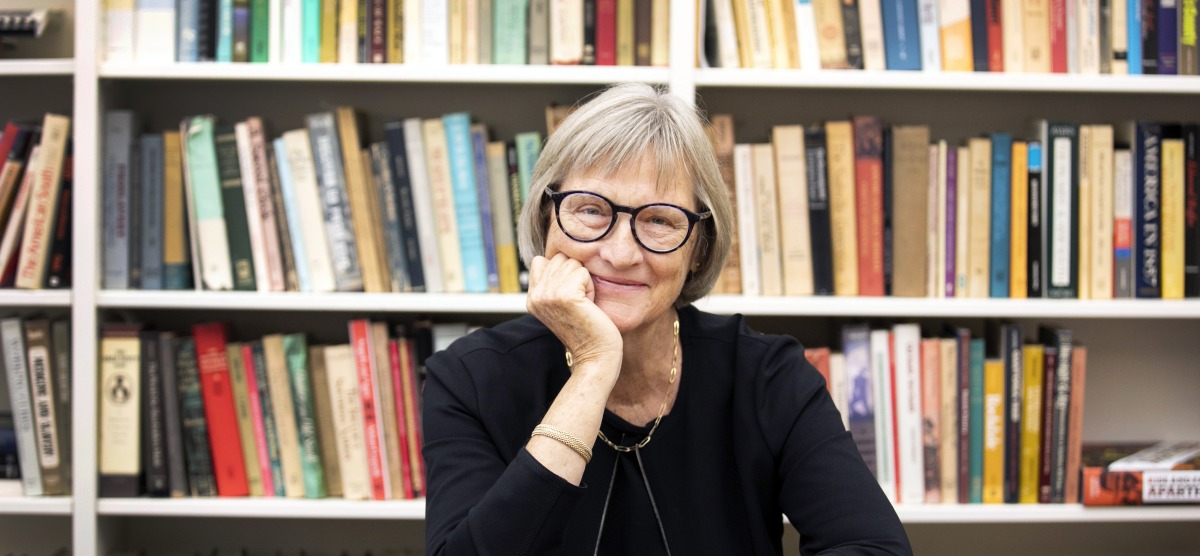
[760,338,913,556]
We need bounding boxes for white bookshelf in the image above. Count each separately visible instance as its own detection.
[0,290,72,307]
[0,496,72,515]
[100,62,671,85]
[694,68,1200,94]
[0,59,74,76]
[98,497,426,520]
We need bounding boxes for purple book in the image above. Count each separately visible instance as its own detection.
[945,148,957,297]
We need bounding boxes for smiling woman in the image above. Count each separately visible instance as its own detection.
[422,83,912,556]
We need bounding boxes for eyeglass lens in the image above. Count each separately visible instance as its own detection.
[557,192,692,252]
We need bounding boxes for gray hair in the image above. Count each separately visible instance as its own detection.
[517,83,733,306]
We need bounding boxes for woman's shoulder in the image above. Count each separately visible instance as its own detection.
[683,305,804,362]
[440,314,557,358]
[425,315,564,385]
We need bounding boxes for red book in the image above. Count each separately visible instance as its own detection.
[191,322,249,497]
[388,339,414,499]
[852,116,885,296]
[803,346,832,391]
[1049,0,1068,73]
[240,344,275,496]
[986,0,1004,71]
[0,122,20,178]
[349,319,388,500]
[401,337,427,496]
[595,0,617,65]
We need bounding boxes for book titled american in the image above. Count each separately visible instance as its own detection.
[1082,442,1200,506]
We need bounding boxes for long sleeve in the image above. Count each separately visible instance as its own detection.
[756,336,912,556]
[423,346,586,556]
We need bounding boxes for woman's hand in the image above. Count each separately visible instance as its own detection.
[527,254,623,378]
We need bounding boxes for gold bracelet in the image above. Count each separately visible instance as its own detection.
[531,424,593,463]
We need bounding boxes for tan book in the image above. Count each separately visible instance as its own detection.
[15,114,70,289]
[486,141,520,293]
[858,0,887,70]
[650,0,669,67]
[421,118,466,293]
[730,0,753,68]
[98,323,142,497]
[1010,141,1029,299]
[1001,0,1024,72]
[307,345,343,497]
[226,343,264,496]
[967,137,992,298]
[734,144,760,295]
[752,143,783,296]
[742,0,773,68]
[336,107,390,293]
[263,334,305,498]
[772,125,813,296]
[448,0,465,64]
[825,121,858,296]
[1078,126,1093,300]
[1023,0,1051,72]
[890,126,931,298]
[708,115,742,294]
[764,0,792,68]
[361,149,393,292]
[617,0,635,65]
[955,146,970,296]
[370,323,405,499]
[1090,125,1114,299]
[549,0,583,64]
[162,131,189,288]
[323,344,371,500]
[938,337,959,503]
[812,0,848,68]
[1162,138,1185,299]
[934,141,949,298]
[1063,346,1088,504]
[338,0,359,63]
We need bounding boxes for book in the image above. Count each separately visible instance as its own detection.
[349,320,388,499]
[263,334,304,497]
[772,125,813,296]
[892,323,924,504]
[305,112,363,292]
[989,133,1012,298]
[15,114,70,290]
[804,126,834,295]
[733,144,760,296]
[752,143,782,296]
[98,322,141,497]
[245,341,283,495]
[869,329,896,502]
[982,358,1005,504]
[324,343,370,499]
[890,126,931,297]
[141,331,169,496]
[336,107,389,293]
[283,334,326,498]
[1083,442,1200,505]
[224,342,263,496]
[175,337,217,497]
[825,121,858,296]
[852,116,885,296]
[192,322,249,496]
[842,325,875,477]
[307,345,343,497]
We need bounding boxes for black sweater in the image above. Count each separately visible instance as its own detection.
[423,305,912,555]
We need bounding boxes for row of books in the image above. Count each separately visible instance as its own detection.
[0,317,72,497]
[109,0,670,67]
[1081,441,1200,506]
[0,116,73,291]
[808,321,1086,504]
[706,115,1200,299]
[704,0,1199,75]
[102,108,542,294]
[97,319,469,500]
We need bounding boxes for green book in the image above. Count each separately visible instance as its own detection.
[493,0,529,64]
[514,131,542,206]
[302,0,322,62]
[213,124,258,291]
[183,116,235,291]
[250,0,269,62]
[283,333,327,498]
[968,338,985,503]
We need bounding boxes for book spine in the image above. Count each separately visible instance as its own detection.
[1018,345,1044,503]
[371,327,404,498]
[302,0,321,61]
[982,359,1005,503]
[893,324,924,504]
[247,118,286,292]
[1135,122,1162,297]
[1159,0,1179,73]
[1143,0,1161,73]
[182,116,234,291]
[920,339,942,503]
[917,0,942,70]
[178,0,202,61]
[1049,331,1073,503]
[232,0,251,61]
[273,138,311,292]
[263,335,304,497]
[224,342,264,496]
[805,128,834,295]
[945,147,958,297]
[773,125,813,296]
[422,119,465,293]
[1047,124,1080,298]
[213,124,258,291]
[403,118,444,293]
[1063,347,1088,503]
[307,346,343,497]
[486,141,519,293]
[870,330,896,501]
[283,334,327,498]
[1186,127,1200,296]
[140,135,165,290]
[162,132,192,290]
[191,322,249,496]
[1114,149,1135,297]
[97,322,140,497]
[752,143,782,296]
[370,142,409,292]
[281,129,336,293]
[442,113,488,293]
[320,0,338,62]
[247,342,284,495]
[852,116,885,296]
[387,340,414,498]
[23,321,64,494]
[305,112,364,292]
[825,122,859,296]
[157,333,187,497]
[493,0,530,64]
[840,0,865,68]
[175,337,218,496]
[733,145,760,296]
[471,126,500,292]
[323,344,370,499]
[16,115,68,289]
[842,325,876,476]
[881,0,923,69]
[1162,137,1186,298]
[339,108,391,293]
[990,133,1012,298]
[103,112,136,290]
[50,321,72,493]
[1003,325,1023,503]
[383,122,426,292]
[141,331,169,496]
[250,0,269,61]
[349,320,388,499]
[967,338,985,502]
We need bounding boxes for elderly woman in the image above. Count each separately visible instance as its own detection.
[423,83,911,556]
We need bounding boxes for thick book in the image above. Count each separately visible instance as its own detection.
[1082,442,1200,505]
[336,107,390,293]
[881,0,923,69]
[323,344,370,500]
[156,332,187,497]
[280,129,337,293]
[825,121,859,296]
[370,141,410,292]
[192,322,249,497]
[403,118,445,293]
[1064,346,1089,503]
[469,124,500,292]
[1009,142,1028,298]
[982,358,1005,504]
[1131,121,1163,298]
[307,345,343,497]
[15,114,70,290]
[804,126,834,295]
[442,113,489,293]
[349,320,389,500]
[181,116,233,291]
[989,133,1012,298]
[892,323,924,504]
[1162,134,1186,299]
[305,112,364,292]
[772,125,813,296]
[175,337,217,496]
[19,321,65,495]
[241,117,287,292]
[244,342,283,496]
[103,111,137,290]
[98,322,141,497]
[1042,122,1080,298]
[1019,344,1045,503]
[966,137,992,298]
[272,137,311,292]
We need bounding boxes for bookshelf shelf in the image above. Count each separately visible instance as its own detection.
[0,290,71,308]
[99,62,671,85]
[893,504,1200,524]
[0,59,74,76]
[694,68,1200,94]
[0,496,72,515]
[95,291,1200,319]
[97,497,425,519]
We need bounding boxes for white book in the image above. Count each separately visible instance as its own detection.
[106,0,137,62]
[134,0,176,63]
[753,144,783,296]
[422,0,450,64]
[339,0,359,63]
[235,122,274,292]
[1066,0,1079,72]
[1001,0,1023,71]
[1109,441,1200,471]
[860,0,887,70]
[828,352,849,430]
[549,0,583,64]
[15,114,70,290]
[404,118,445,293]
[891,323,924,504]
[2,318,42,496]
[1078,0,1100,74]
[464,0,481,64]
[323,344,371,500]
[794,0,821,70]
[281,0,301,63]
[870,328,897,503]
[935,141,948,298]
[282,130,338,293]
[404,0,424,64]
[734,144,761,296]
[917,0,942,71]
[955,146,970,296]
[712,0,740,67]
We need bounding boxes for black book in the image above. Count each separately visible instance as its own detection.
[383,121,426,292]
[1003,324,1023,504]
[970,0,990,71]
[1044,123,1079,299]
[175,337,218,497]
[881,127,894,296]
[156,332,188,497]
[196,0,218,62]
[582,0,597,65]
[1038,326,1073,504]
[141,331,169,496]
[1142,0,1160,74]
[1027,142,1044,297]
[841,0,864,69]
[44,143,72,289]
[127,137,143,289]
[804,127,835,295]
[1184,124,1200,297]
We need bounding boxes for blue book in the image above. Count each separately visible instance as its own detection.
[140,135,165,290]
[1128,0,1143,74]
[842,324,875,476]
[880,0,922,70]
[370,141,410,292]
[968,338,985,504]
[442,113,488,293]
[383,121,425,292]
[1159,0,1179,74]
[302,0,321,62]
[969,0,989,71]
[249,341,285,496]
[470,126,500,292]
[216,0,234,62]
[177,0,201,61]
[103,111,138,290]
[273,138,311,292]
[989,133,1012,298]
[1134,121,1163,298]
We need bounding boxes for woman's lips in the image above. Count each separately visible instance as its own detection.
[592,274,647,290]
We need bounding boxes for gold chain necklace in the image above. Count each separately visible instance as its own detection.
[567,318,680,453]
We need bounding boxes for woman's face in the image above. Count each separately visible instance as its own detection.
[544,154,698,335]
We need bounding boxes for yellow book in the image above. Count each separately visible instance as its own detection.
[162,131,189,288]
[1090,125,1115,299]
[1078,126,1093,300]
[1010,141,1028,298]
[967,138,992,298]
[1023,0,1051,71]
[263,334,306,498]
[1019,344,1045,504]
[1162,138,1185,299]
[321,0,339,62]
[336,107,390,293]
[812,0,847,68]
[225,343,264,496]
[940,0,974,71]
[982,359,1006,504]
[764,0,791,68]
[449,0,465,64]
[752,143,783,296]
[825,121,859,296]
[772,125,813,296]
[387,0,403,63]
[730,0,753,68]
[651,0,670,67]
[617,0,635,65]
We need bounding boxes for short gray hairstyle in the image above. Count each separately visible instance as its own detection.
[517,83,733,306]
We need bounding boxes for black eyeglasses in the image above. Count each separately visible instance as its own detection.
[544,188,711,254]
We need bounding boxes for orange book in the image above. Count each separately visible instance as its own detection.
[1010,142,1028,298]
[853,116,885,296]
[1064,346,1088,503]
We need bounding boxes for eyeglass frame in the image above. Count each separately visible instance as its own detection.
[543,187,713,254]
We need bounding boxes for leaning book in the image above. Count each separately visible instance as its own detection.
[1082,441,1200,506]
